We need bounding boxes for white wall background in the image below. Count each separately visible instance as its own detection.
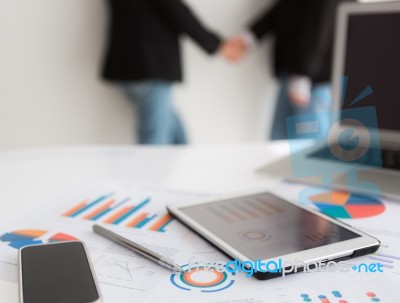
[0,0,278,150]
[1,0,386,150]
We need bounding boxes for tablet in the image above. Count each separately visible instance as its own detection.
[167,191,380,280]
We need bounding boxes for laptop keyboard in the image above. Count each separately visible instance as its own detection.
[309,145,400,171]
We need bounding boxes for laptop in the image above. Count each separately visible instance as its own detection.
[259,1,400,199]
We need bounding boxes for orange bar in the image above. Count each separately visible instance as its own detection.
[126,213,149,227]
[103,206,132,224]
[62,200,89,217]
[149,214,172,231]
[83,199,115,220]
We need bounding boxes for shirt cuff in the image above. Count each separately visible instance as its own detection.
[287,75,312,100]
[240,31,257,49]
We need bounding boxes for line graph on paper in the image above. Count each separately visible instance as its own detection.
[93,255,156,283]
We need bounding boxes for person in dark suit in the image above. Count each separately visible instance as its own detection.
[102,0,233,144]
[226,0,353,140]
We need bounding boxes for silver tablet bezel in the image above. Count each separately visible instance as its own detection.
[168,190,380,272]
[18,241,102,303]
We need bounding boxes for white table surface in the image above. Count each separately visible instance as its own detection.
[0,142,289,302]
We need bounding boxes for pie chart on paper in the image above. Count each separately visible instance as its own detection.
[0,230,79,250]
[309,191,385,219]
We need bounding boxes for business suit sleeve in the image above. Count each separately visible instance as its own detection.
[249,1,283,40]
[151,0,221,54]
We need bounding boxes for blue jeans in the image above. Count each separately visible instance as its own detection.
[121,82,187,145]
[270,78,332,140]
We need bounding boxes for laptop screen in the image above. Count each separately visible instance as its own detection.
[342,12,400,132]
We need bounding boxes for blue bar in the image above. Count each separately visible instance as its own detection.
[135,214,156,228]
[159,218,174,232]
[70,193,113,217]
[91,208,112,221]
[90,197,130,221]
[112,198,150,225]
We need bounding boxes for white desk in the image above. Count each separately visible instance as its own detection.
[0,142,288,302]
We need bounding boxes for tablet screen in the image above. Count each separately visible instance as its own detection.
[180,193,360,260]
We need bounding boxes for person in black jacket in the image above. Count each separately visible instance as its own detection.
[102,0,234,144]
[226,0,352,140]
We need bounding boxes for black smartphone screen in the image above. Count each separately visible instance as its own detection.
[21,242,100,303]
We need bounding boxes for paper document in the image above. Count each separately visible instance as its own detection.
[0,181,211,301]
[0,180,399,302]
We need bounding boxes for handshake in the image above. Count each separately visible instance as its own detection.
[220,35,249,63]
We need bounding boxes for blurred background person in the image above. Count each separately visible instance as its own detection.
[102,0,237,145]
[226,0,353,140]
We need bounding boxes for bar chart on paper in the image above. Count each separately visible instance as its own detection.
[271,277,399,303]
[61,190,175,233]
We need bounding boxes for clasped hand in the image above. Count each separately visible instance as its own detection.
[220,36,248,63]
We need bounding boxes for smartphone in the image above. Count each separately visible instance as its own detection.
[19,241,102,303]
[167,191,381,280]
